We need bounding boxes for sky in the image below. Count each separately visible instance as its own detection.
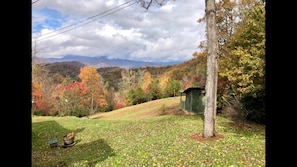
[32,0,206,63]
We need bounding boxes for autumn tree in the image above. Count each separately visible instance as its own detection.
[158,74,179,97]
[219,0,265,97]
[215,0,238,46]
[218,0,265,123]
[32,81,46,115]
[104,82,116,111]
[79,66,107,115]
[119,69,137,106]
[140,71,153,94]
[165,79,181,97]
[148,79,163,101]
[128,86,146,105]
[192,51,207,87]
[120,69,148,105]
[51,81,87,116]
[32,41,57,115]
[159,75,170,91]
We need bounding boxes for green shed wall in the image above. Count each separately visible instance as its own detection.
[184,89,205,114]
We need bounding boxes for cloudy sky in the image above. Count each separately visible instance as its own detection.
[32,0,206,63]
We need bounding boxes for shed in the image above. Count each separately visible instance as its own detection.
[179,87,205,114]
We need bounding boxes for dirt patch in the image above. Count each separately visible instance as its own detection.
[190,132,224,142]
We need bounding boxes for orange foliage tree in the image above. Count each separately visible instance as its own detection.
[32,81,47,114]
[79,66,108,114]
[32,63,57,115]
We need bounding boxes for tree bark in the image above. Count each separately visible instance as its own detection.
[203,0,218,138]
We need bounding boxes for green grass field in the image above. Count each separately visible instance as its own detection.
[32,97,265,166]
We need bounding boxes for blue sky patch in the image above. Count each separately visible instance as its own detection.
[32,7,68,33]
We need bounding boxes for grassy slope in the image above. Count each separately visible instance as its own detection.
[32,97,265,167]
[87,97,184,120]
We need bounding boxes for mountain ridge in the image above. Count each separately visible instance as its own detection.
[35,55,182,68]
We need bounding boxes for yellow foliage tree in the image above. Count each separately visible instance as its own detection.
[159,75,170,91]
[140,71,152,94]
[219,0,265,98]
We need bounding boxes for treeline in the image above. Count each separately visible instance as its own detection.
[32,0,265,124]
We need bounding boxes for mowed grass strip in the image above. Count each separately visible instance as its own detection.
[32,97,265,167]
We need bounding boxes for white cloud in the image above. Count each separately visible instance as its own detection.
[32,0,206,63]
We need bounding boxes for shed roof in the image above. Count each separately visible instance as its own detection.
[180,87,205,93]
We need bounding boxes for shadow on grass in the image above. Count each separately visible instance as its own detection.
[32,120,115,167]
[60,138,116,166]
[32,120,85,142]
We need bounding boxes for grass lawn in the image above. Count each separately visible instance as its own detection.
[32,97,265,166]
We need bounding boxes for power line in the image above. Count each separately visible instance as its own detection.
[33,0,136,42]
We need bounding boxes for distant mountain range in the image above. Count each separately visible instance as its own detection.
[33,55,182,68]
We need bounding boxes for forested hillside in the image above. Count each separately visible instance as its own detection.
[43,58,200,91]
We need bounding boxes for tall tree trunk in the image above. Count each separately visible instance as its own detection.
[203,0,218,138]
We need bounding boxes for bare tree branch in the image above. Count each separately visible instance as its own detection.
[136,0,167,9]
